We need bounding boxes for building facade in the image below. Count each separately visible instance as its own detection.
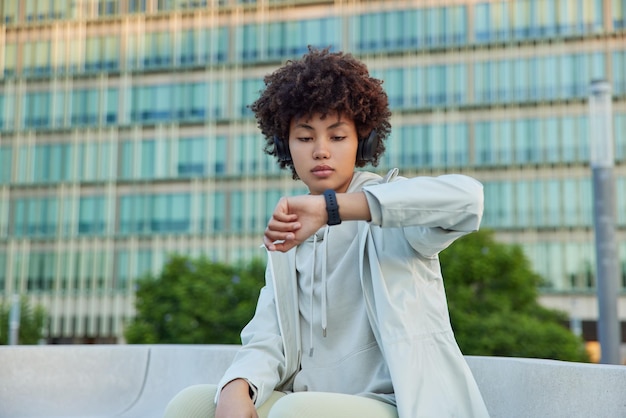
[0,0,625,344]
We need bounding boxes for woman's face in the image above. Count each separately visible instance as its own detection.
[288,112,359,195]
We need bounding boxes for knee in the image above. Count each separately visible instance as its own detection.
[267,393,311,418]
[163,384,217,418]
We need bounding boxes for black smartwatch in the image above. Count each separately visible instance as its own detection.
[323,189,342,226]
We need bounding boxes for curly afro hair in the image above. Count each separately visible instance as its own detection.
[249,47,392,179]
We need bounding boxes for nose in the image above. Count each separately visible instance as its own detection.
[312,138,330,159]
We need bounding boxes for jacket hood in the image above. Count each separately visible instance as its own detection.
[346,169,398,193]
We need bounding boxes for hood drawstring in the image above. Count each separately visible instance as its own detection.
[309,225,330,357]
[309,233,316,357]
[321,225,329,339]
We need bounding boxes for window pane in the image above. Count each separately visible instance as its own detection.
[79,196,105,235]
[86,90,99,125]
[212,191,225,232]
[140,140,156,179]
[35,41,51,74]
[0,146,12,183]
[103,36,120,70]
[180,29,195,65]
[446,5,466,45]
[178,137,207,177]
[4,43,17,76]
[105,88,118,124]
[615,113,626,162]
[614,0,626,29]
[2,0,19,24]
[475,3,490,42]
[0,252,6,292]
[85,37,100,71]
[613,51,626,95]
[534,0,557,37]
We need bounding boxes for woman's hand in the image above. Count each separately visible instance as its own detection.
[215,379,258,418]
[263,195,326,252]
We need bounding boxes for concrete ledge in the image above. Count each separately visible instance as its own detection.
[0,345,625,418]
[0,345,150,418]
[0,345,239,418]
[467,356,626,418]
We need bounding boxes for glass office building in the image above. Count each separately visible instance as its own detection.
[1,0,625,343]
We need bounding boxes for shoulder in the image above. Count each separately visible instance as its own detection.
[348,169,403,192]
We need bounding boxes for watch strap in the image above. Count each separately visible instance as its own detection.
[323,189,342,226]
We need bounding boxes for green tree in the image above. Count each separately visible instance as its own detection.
[440,229,590,362]
[0,296,47,345]
[125,255,265,344]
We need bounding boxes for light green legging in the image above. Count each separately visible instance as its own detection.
[163,384,398,418]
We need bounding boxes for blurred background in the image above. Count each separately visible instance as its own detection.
[0,0,624,358]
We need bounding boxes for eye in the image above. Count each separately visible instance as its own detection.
[331,136,347,141]
[297,137,313,142]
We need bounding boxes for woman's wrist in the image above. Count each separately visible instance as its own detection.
[335,192,371,222]
[221,378,253,400]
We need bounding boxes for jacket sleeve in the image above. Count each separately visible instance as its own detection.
[215,264,288,407]
[362,174,484,257]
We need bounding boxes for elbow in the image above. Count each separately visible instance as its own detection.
[453,176,484,232]
[467,186,484,232]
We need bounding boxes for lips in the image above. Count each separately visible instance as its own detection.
[311,165,334,177]
[312,165,333,172]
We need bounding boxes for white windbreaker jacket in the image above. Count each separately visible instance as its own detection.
[217,169,491,418]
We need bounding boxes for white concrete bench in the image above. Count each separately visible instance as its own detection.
[1,345,625,418]
[0,345,237,418]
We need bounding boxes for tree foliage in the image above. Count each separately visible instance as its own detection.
[0,296,47,345]
[440,229,590,362]
[125,255,265,344]
[127,232,590,362]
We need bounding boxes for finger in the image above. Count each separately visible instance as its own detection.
[272,197,298,220]
[264,239,276,251]
[267,216,300,231]
[268,239,297,253]
[263,236,296,252]
[264,228,296,247]
[271,211,298,223]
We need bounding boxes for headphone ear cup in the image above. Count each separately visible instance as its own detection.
[357,130,379,162]
[273,136,291,162]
